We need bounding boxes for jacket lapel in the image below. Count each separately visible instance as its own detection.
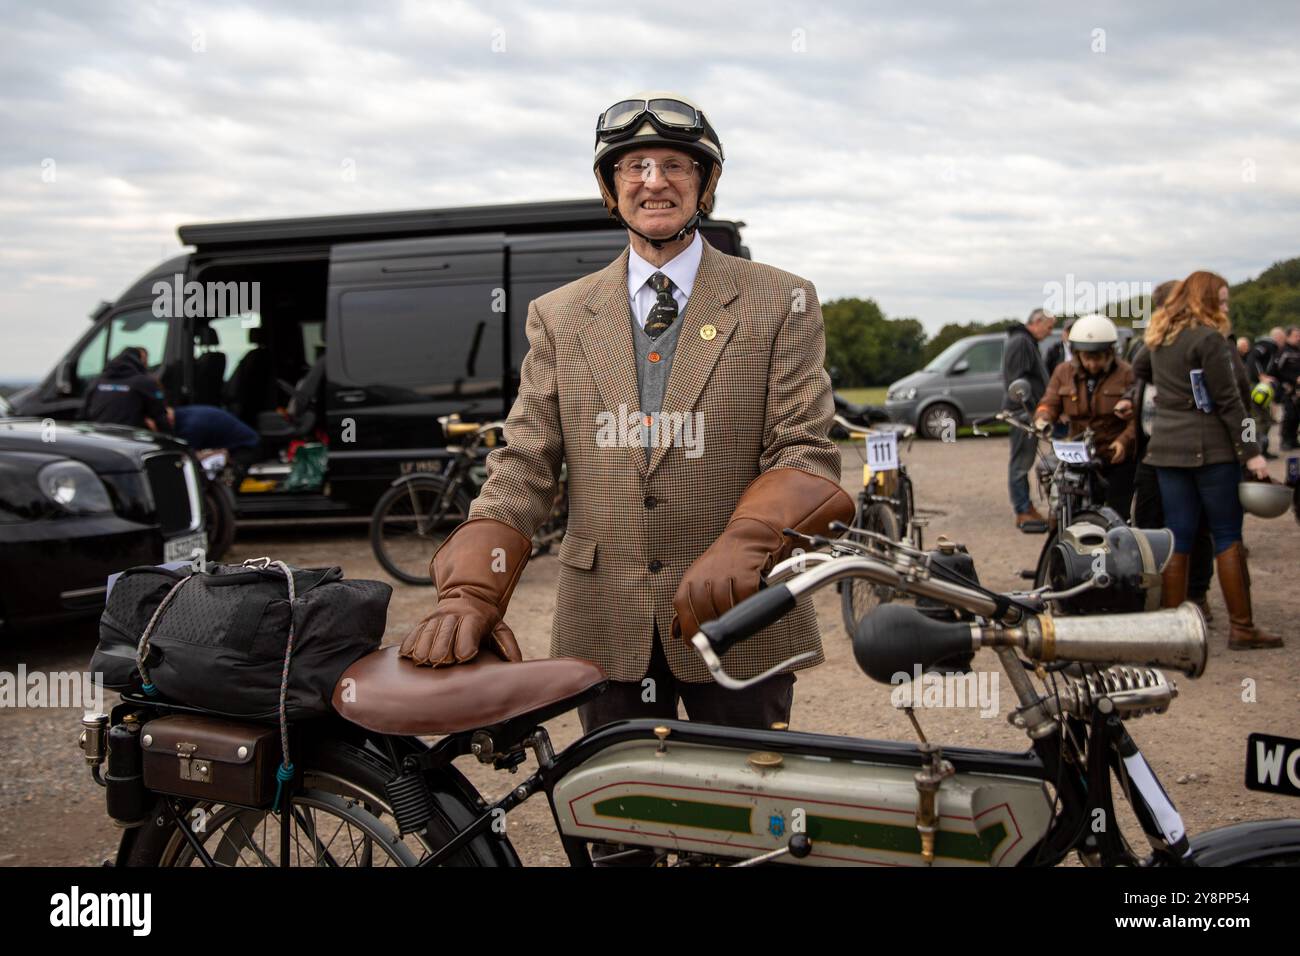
[647,240,739,478]
[578,248,648,478]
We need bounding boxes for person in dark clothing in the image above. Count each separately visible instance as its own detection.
[1001,307,1055,529]
[79,347,171,431]
[1043,318,1075,378]
[171,404,262,477]
[1133,271,1277,650]
[1268,326,1300,450]
[1123,340,1216,618]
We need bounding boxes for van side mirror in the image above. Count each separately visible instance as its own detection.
[55,359,75,397]
[951,359,970,375]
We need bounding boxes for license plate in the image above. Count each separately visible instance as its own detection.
[163,530,208,564]
[1245,732,1300,797]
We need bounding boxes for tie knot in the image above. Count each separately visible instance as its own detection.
[648,271,673,294]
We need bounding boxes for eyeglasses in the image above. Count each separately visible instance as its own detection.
[612,158,700,184]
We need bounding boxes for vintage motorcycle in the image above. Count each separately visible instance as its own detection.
[976,380,1140,602]
[78,521,1300,868]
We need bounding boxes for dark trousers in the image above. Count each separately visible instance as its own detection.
[1133,462,1214,597]
[1155,462,1245,556]
[1282,392,1299,449]
[1093,459,1137,522]
[1008,422,1038,515]
[577,624,795,735]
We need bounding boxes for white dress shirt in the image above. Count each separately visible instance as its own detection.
[626,230,703,330]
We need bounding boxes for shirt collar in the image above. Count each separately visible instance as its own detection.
[627,229,703,300]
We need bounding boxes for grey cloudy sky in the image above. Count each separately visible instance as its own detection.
[2,0,1298,379]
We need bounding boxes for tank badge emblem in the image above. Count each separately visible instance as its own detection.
[768,814,785,837]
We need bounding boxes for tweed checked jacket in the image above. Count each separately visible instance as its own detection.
[468,238,843,683]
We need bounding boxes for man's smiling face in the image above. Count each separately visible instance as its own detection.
[614,146,700,240]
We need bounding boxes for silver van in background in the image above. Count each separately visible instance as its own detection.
[885,332,1007,438]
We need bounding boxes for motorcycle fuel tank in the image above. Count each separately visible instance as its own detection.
[553,738,1054,866]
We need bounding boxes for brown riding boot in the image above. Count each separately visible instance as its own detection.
[1160,553,1189,609]
[1215,542,1283,650]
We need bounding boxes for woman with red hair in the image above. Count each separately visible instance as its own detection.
[1135,271,1280,649]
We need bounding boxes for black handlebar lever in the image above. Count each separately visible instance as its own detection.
[697,584,797,657]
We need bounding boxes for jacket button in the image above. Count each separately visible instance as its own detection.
[648,559,663,573]
[644,495,658,509]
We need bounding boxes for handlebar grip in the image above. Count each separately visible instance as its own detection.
[697,585,796,657]
[445,423,480,436]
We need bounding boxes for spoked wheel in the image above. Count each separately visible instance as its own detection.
[156,790,420,868]
[369,477,472,586]
[840,502,902,639]
[121,740,501,867]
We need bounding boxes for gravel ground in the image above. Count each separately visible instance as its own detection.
[2,431,1296,867]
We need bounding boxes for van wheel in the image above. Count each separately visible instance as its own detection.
[919,403,959,440]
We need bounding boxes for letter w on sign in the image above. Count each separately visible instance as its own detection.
[1244,732,1300,798]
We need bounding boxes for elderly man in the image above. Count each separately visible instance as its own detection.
[1001,307,1055,530]
[399,93,852,735]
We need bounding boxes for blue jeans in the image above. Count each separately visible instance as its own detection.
[1008,424,1038,514]
[1155,462,1244,555]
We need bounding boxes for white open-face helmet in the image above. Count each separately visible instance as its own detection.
[593,92,724,241]
[1070,313,1120,353]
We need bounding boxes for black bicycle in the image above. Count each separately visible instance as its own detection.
[369,414,568,585]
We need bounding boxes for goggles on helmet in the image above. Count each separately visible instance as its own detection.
[596,98,723,159]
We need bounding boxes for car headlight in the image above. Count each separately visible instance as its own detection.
[889,387,917,401]
[37,460,114,514]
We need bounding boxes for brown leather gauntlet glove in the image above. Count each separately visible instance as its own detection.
[399,517,531,666]
[671,469,854,640]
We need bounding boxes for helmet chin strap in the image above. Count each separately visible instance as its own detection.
[617,208,703,250]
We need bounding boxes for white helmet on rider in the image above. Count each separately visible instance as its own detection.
[1069,314,1119,353]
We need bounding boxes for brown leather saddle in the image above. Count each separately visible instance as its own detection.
[332,648,607,736]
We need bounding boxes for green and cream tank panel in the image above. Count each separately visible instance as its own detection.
[552,738,1054,866]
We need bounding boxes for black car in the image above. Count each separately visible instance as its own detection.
[8,199,750,521]
[0,418,208,633]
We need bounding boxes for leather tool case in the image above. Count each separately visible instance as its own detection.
[140,714,282,807]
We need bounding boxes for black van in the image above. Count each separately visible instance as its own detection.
[12,200,749,519]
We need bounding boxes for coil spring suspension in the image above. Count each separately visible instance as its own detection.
[1060,666,1176,719]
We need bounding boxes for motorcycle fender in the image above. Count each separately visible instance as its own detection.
[1183,818,1300,866]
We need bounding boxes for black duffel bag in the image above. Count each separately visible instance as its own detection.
[91,558,391,721]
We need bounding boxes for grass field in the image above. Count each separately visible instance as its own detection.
[835,386,889,405]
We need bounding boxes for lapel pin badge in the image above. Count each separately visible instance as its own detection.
[700,324,717,341]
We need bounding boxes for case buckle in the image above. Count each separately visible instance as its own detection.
[176,742,212,783]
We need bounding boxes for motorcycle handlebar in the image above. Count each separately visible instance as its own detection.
[690,554,1207,688]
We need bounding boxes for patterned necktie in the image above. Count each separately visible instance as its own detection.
[645,272,678,339]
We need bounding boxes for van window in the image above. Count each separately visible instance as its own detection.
[338,284,503,387]
[73,308,171,391]
[74,324,110,386]
[201,313,262,381]
[959,339,1003,374]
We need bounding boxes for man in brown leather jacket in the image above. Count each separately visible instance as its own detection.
[1033,314,1137,519]
[398,94,853,733]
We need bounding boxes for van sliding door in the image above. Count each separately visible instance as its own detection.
[325,234,507,490]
